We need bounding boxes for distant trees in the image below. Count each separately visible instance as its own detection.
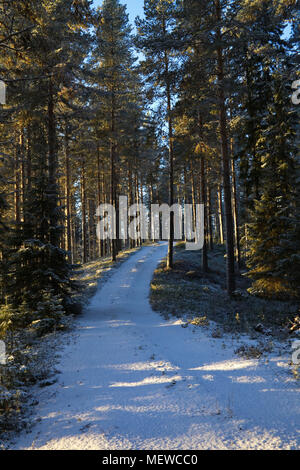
[172,0,298,298]
[0,0,299,341]
[91,0,141,261]
[0,0,93,330]
[136,0,179,269]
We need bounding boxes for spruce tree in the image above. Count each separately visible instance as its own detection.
[246,67,299,298]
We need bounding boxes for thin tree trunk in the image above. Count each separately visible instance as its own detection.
[23,126,31,228]
[197,113,208,271]
[48,78,59,247]
[88,198,95,260]
[217,184,224,245]
[20,130,25,223]
[207,183,214,251]
[110,91,117,262]
[81,160,88,264]
[183,163,188,242]
[64,125,72,262]
[215,0,235,294]
[128,165,135,249]
[231,157,241,269]
[26,127,32,192]
[71,195,77,262]
[139,177,144,245]
[229,103,241,269]
[200,155,208,272]
[149,180,155,242]
[14,131,21,226]
[163,19,174,269]
[190,160,197,231]
[135,172,141,247]
[97,142,104,257]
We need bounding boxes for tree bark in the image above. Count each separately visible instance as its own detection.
[217,184,224,245]
[231,154,241,270]
[81,160,88,264]
[64,125,73,262]
[207,183,214,251]
[110,91,117,262]
[163,18,174,269]
[200,154,208,272]
[215,0,235,294]
[97,142,104,257]
[48,78,59,247]
[14,130,21,226]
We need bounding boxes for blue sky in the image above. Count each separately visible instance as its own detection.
[93,0,144,25]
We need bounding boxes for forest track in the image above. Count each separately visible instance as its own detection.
[10,243,299,450]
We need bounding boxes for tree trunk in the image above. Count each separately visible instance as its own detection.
[229,103,241,269]
[48,78,59,247]
[215,0,235,294]
[110,92,117,262]
[97,142,104,257]
[217,184,224,245]
[231,155,241,270]
[64,125,72,262]
[14,130,21,226]
[207,183,214,251]
[163,19,174,269]
[200,155,208,272]
[81,160,88,264]
[88,198,95,260]
[128,165,135,249]
[20,130,25,223]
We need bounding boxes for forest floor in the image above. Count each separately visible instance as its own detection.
[150,242,300,348]
[6,243,300,450]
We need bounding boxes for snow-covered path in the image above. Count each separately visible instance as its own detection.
[11,243,299,450]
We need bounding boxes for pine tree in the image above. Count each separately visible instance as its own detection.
[0,0,93,325]
[136,0,179,269]
[91,0,137,261]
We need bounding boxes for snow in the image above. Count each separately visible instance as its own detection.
[9,243,300,450]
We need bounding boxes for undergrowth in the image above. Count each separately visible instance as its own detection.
[150,242,299,340]
[0,244,143,444]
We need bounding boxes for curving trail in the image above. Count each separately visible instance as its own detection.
[11,243,299,450]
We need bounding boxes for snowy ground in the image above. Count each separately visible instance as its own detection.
[9,243,300,450]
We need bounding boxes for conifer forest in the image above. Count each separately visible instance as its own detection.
[0,0,299,452]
